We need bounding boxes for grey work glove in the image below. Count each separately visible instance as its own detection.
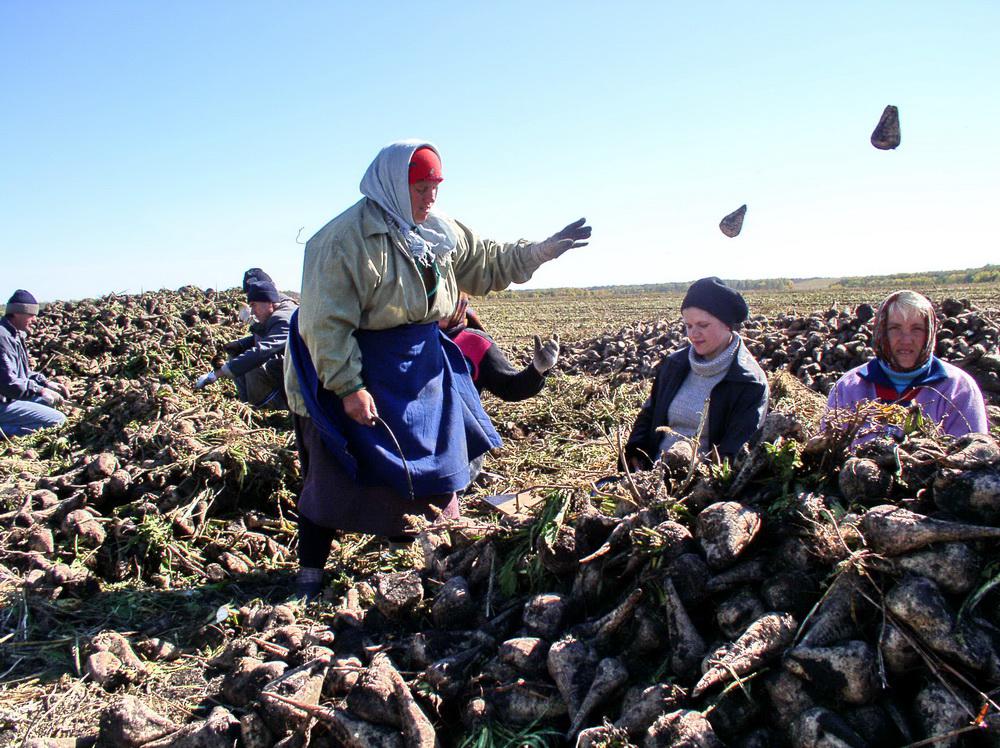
[38,388,63,406]
[529,218,592,264]
[194,371,217,389]
[532,333,560,374]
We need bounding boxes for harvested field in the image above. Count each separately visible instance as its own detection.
[474,284,1000,343]
[2,283,1000,747]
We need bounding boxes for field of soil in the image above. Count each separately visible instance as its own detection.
[2,283,1000,747]
[473,284,1000,344]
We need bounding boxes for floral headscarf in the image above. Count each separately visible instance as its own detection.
[871,290,938,372]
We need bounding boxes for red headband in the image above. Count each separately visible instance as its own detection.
[409,147,444,184]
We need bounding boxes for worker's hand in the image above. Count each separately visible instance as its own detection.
[222,340,244,354]
[238,305,253,323]
[47,381,70,398]
[530,218,591,263]
[38,388,63,406]
[194,371,217,389]
[532,333,560,374]
[343,389,378,426]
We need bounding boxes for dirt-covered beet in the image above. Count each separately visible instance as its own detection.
[5,287,1000,746]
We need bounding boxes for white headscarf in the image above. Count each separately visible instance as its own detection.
[359,140,459,267]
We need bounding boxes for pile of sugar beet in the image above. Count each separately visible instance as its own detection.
[2,287,300,603]
[4,288,1000,748]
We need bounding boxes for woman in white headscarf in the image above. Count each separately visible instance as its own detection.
[285,140,590,597]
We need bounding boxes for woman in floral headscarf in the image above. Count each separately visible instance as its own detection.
[825,289,988,437]
[284,140,591,597]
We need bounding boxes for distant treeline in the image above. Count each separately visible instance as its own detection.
[501,278,794,298]
[498,264,1000,298]
[586,278,795,293]
[830,264,1000,288]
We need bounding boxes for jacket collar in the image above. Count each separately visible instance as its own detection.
[361,198,415,261]
[0,317,24,340]
[669,338,761,384]
[361,198,392,238]
[723,338,763,384]
[860,356,947,389]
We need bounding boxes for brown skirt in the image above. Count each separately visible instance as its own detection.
[293,413,459,537]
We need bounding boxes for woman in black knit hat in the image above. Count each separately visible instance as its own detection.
[624,277,769,468]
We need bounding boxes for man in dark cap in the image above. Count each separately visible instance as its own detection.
[0,290,68,437]
[194,271,297,410]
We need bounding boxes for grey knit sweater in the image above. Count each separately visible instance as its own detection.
[658,334,740,456]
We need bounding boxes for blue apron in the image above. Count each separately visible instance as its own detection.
[288,310,501,497]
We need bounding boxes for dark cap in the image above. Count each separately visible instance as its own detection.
[246,279,280,303]
[242,268,274,293]
[6,289,39,315]
[681,277,749,327]
[409,146,444,184]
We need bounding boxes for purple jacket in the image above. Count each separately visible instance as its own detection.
[826,357,989,437]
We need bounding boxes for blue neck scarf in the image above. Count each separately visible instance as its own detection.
[879,357,934,394]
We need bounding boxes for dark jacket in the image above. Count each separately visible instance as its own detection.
[0,317,48,404]
[449,328,545,402]
[625,339,769,467]
[226,299,297,378]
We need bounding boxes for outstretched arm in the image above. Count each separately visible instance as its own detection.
[451,218,592,295]
[224,316,292,378]
[476,343,547,402]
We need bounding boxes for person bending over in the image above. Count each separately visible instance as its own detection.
[440,293,559,402]
[195,270,297,411]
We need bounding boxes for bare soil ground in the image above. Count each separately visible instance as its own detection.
[1,283,999,747]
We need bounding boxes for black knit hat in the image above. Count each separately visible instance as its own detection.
[6,289,39,316]
[245,279,280,303]
[242,268,274,293]
[681,277,749,327]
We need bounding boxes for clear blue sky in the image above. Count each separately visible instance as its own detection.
[2,2,998,302]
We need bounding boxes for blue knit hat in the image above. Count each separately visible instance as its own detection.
[6,289,39,316]
[245,279,280,303]
[242,268,274,293]
[681,277,749,327]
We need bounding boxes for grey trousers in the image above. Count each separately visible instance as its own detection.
[233,356,287,411]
